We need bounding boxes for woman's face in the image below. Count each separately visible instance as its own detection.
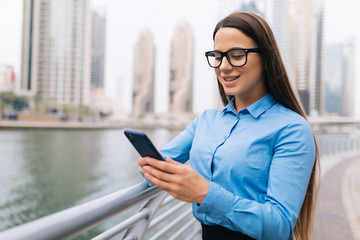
[214,27,267,109]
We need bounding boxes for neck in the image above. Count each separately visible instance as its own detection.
[234,91,268,113]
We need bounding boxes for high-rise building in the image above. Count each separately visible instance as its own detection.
[0,65,15,92]
[341,41,355,117]
[168,20,194,115]
[311,0,325,116]
[323,42,355,116]
[132,29,155,115]
[323,44,343,115]
[91,9,106,90]
[272,0,322,115]
[218,0,267,19]
[240,0,266,17]
[20,0,91,107]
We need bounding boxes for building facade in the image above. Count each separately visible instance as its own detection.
[132,29,155,115]
[312,0,325,116]
[0,65,15,92]
[20,0,91,107]
[323,42,355,116]
[240,0,266,17]
[272,0,323,115]
[91,9,106,90]
[168,20,194,115]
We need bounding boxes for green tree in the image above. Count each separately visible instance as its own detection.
[13,96,29,110]
[0,91,15,107]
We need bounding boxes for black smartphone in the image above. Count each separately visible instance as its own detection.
[124,129,164,160]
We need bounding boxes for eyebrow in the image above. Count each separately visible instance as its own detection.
[212,47,258,52]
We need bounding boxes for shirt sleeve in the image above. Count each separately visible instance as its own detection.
[159,115,199,163]
[140,116,199,186]
[196,120,316,240]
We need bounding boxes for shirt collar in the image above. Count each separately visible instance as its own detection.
[221,98,238,115]
[221,94,276,118]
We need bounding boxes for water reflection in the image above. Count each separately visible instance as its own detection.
[0,128,177,234]
[0,130,104,229]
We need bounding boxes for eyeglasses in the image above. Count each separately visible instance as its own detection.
[205,48,262,68]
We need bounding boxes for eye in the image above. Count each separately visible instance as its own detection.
[229,50,246,60]
[232,54,245,60]
[209,52,222,61]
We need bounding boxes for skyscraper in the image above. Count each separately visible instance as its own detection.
[168,20,194,115]
[272,0,292,78]
[91,9,106,90]
[272,0,322,115]
[341,41,355,117]
[132,29,155,115]
[20,0,91,107]
[312,0,325,116]
[240,0,266,17]
[323,42,355,116]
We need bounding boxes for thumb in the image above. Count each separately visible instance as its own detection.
[165,156,181,165]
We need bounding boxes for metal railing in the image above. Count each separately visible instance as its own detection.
[0,182,202,240]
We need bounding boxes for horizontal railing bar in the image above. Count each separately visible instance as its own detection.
[0,182,162,240]
[123,235,136,240]
[184,224,202,240]
[148,201,188,229]
[148,208,193,240]
[161,195,176,206]
[92,209,150,240]
[169,218,198,240]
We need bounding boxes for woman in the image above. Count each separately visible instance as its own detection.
[139,12,319,240]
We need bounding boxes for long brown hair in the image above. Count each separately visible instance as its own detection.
[213,12,319,240]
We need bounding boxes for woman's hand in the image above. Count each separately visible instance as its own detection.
[138,157,209,204]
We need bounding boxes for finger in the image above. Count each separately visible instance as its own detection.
[138,157,148,166]
[140,166,146,175]
[144,173,178,192]
[165,157,182,165]
[146,158,180,174]
[143,165,177,183]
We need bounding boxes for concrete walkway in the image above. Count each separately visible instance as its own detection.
[313,154,360,240]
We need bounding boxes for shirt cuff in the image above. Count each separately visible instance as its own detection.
[138,166,153,186]
[197,181,233,220]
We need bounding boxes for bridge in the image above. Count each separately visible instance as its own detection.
[1,118,360,240]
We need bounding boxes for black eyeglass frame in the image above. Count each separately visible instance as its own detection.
[205,48,262,68]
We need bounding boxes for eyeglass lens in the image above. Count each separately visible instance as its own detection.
[207,49,247,67]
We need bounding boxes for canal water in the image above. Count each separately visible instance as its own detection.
[0,128,179,236]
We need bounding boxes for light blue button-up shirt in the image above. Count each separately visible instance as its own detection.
[160,94,316,240]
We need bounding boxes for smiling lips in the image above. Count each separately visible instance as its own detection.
[223,76,239,81]
[222,75,240,84]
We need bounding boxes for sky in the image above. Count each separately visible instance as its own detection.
[0,0,359,115]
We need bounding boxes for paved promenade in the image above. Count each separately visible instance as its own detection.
[313,154,360,240]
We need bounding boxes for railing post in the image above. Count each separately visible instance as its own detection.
[123,192,168,240]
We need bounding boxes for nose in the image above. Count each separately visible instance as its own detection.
[219,56,232,71]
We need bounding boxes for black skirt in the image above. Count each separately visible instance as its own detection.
[201,224,256,240]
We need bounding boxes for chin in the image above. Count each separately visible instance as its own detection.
[223,88,240,96]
